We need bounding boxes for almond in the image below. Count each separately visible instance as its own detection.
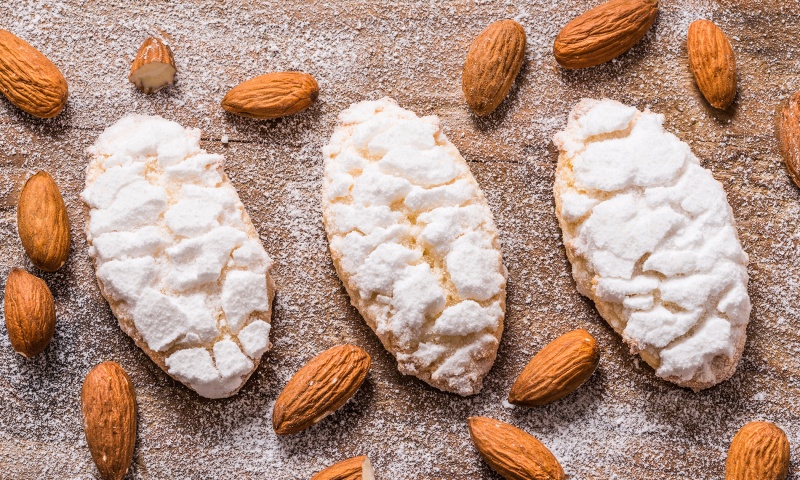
[311,455,376,480]
[468,417,565,480]
[3,268,55,358]
[221,72,319,119]
[0,29,68,118]
[81,362,137,480]
[777,90,800,188]
[462,19,526,117]
[17,171,70,272]
[508,329,599,406]
[726,421,789,480]
[688,20,737,110]
[553,0,658,69]
[129,37,176,94]
[272,344,370,435]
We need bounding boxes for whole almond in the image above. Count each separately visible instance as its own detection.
[726,421,789,480]
[311,455,376,480]
[468,417,565,480]
[221,72,319,119]
[777,90,800,188]
[553,0,658,69]
[272,344,370,435]
[3,268,55,358]
[0,29,68,118]
[509,329,599,406]
[129,37,176,94]
[81,362,137,480]
[462,19,526,116]
[17,171,70,272]
[688,20,737,110]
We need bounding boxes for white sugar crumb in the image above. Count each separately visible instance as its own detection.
[323,97,507,397]
[83,115,275,399]
[555,99,750,387]
[0,1,799,479]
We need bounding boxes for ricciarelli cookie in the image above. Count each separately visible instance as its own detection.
[553,98,751,390]
[82,115,275,398]
[322,97,507,396]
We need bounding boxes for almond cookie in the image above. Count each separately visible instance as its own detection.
[553,98,750,390]
[82,115,275,398]
[322,98,507,396]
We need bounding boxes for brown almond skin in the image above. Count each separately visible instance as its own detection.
[128,37,176,94]
[81,362,137,480]
[726,421,789,480]
[462,19,526,117]
[311,455,370,480]
[688,20,737,110]
[509,328,599,406]
[3,268,55,357]
[554,0,658,69]
[777,90,800,188]
[221,72,319,119]
[468,417,565,480]
[0,29,68,118]
[272,344,370,435]
[17,171,70,272]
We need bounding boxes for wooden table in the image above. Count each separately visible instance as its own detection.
[0,1,797,478]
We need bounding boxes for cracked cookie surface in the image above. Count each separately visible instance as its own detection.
[322,98,507,396]
[82,115,275,398]
[553,98,751,390]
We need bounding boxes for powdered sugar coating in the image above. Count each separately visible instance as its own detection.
[554,99,751,388]
[322,98,507,395]
[82,115,275,398]
[1,1,798,478]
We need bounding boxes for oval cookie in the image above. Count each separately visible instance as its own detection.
[82,115,275,398]
[322,97,507,396]
[553,98,751,390]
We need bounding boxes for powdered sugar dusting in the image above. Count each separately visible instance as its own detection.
[323,97,507,396]
[82,114,275,399]
[0,0,799,479]
[554,98,750,388]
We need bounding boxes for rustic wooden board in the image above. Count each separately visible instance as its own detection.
[1,0,799,478]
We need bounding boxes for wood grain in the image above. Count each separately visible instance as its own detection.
[0,1,798,479]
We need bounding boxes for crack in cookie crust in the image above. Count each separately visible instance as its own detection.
[322,97,507,396]
[82,115,275,399]
[553,98,751,390]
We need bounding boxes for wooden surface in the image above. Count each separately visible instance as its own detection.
[0,1,799,478]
